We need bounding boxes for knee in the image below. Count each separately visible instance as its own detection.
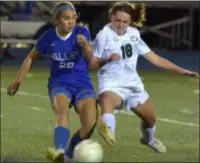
[99,96,115,113]
[54,107,67,118]
[142,117,156,128]
[99,96,109,107]
[53,95,70,116]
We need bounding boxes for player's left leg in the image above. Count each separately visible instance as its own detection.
[128,92,166,153]
[65,89,98,159]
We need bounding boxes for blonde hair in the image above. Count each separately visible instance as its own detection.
[131,3,146,27]
[109,2,146,28]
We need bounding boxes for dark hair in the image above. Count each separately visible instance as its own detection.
[109,2,146,27]
[52,1,85,27]
[53,1,77,20]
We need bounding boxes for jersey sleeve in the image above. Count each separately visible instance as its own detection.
[92,31,106,58]
[79,26,92,41]
[35,31,49,56]
[135,31,151,56]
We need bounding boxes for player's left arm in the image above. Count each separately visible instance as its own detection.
[76,27,93,62]
[135,32,199,78]
[143,51,199,78]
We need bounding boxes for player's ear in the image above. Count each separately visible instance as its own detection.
[108,9,112,21]
[52,11,60,26]
[76,12,80,20]
[53,16,59,26]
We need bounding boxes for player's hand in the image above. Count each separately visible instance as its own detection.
[76,34,88,47]
[183,69,199,78]
[108,53,121,61]
[7,81,21,96]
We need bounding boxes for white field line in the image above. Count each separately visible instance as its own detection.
[189,78,199,83]
[118,110,199,127]
[178,109,195,115]
[1,88,199,128]
[26,73,33,77]
[30,106,46,112]
[1,88,48,99]
[193,89,199,94]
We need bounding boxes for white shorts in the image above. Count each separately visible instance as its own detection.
[99,86,149,112]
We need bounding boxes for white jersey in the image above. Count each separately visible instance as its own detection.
[93,24,151,91]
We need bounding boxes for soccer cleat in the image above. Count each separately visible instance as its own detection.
[44,148,64,163]
[140,138,167,153]
[97,118,116,146]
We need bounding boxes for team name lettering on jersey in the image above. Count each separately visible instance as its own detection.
[51,51,79,62]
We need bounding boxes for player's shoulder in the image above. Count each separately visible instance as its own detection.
[95,24,112,39]
[43,28,55,36]
[74,24,90,34]
[39,28,55,40]
[127,26,141,38]
[103,24,114,35]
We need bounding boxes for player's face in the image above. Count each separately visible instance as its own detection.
[110,11,131,35]
[58,10,77,34]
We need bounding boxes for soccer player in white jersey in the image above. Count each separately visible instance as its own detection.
[89,2,199,153]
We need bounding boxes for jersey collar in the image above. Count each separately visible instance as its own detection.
[55,27,73,41]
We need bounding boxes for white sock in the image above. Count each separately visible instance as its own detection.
[141,124,156,144]
[102,113,116,134]
[64,155,71,162]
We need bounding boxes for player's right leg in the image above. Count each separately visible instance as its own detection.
[45,87,72,163]
[97,90,123,146]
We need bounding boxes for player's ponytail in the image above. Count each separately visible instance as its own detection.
[131,3,146,28]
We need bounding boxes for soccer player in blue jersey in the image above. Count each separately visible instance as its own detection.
[7,1,97,162]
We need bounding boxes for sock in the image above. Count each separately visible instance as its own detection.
[54,126,70,151]
[65,131,83,158]
[102,113,116,134]
[141,123,156,144]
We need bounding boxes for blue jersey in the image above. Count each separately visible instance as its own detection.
[35,25,93,88]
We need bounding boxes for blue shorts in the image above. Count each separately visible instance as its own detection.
[48,85,96,106]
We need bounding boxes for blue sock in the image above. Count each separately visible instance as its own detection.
[54,126,70,150]
[65,132,83,158]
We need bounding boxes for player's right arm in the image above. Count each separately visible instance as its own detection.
[7,48,39,96]
[89,31,120,70]
[7,31,49,96]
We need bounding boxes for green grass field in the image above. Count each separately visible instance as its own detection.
[1,67,199,162]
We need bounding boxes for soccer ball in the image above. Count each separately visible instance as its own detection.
[73,139,103,162]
